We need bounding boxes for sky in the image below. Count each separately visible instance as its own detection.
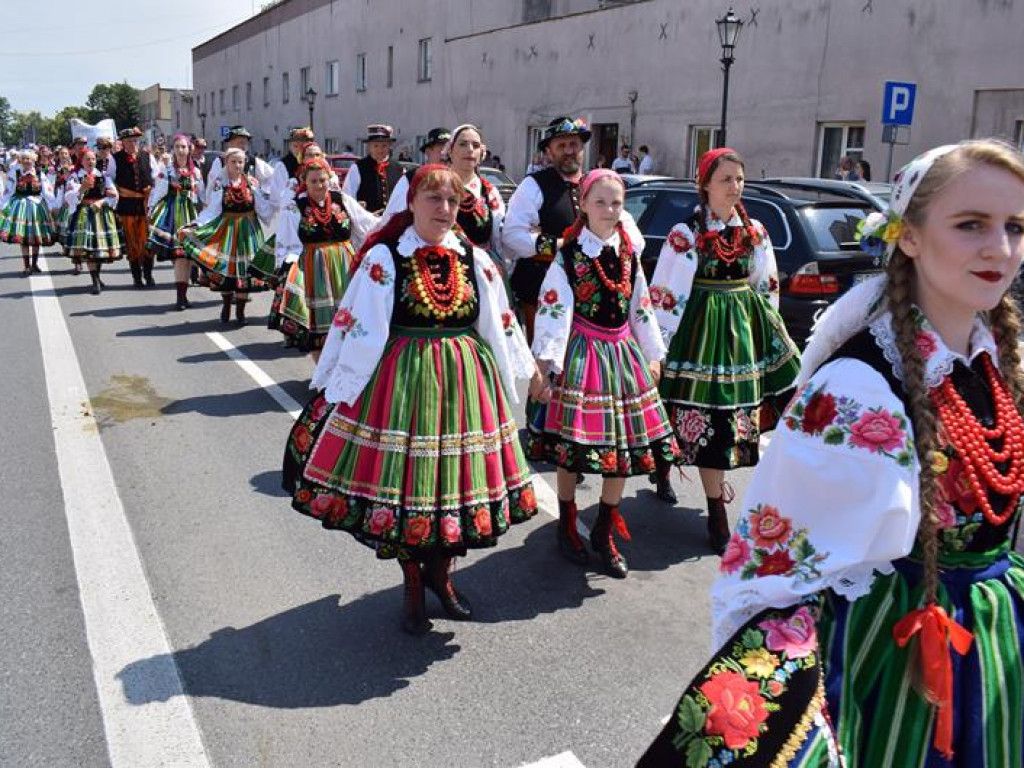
[1,0,260,115]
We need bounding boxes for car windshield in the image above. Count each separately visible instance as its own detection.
[480,167,514,186]
[798,205,872,251]
[644,191,699,237]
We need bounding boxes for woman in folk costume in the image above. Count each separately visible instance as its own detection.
[640,139,1024,767]
[529,170,680,578]
[447,124,506,257]
[51,146,76,265]
[148,134,204,310]
[63,149,125,295]
[0,150,56,275]
[179,147,275,325]
[267,158,377,360]
[282,165,542,635]
[649,147,800,553]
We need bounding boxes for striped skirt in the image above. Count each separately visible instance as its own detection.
[284,327,538,559]
[179,211,267,293]
[0,196,55,246]
[527,317,680,477]
[271,240,356,352]
[820,547,1024,767]
[660,279,801,470]
[149,193,197,261]
[54,205,72,245]
[64,204,126,262]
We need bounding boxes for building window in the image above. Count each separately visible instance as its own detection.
[246,82,252,111]
[264,139,271,157]
[324,138,338,153]
[325,60,339,96]
[196,94,201,116]
[418,38,432,82]
[300,66,311,96]
[1015,119,1024,152]
[817,122,866,178]
[387,46,394,88]
[262,77,270,106]
[356,53,367,92]
[282,72,290,103]
[689,126,723,177]
[210,91,215,116]
[219,88,225,114]
[232,85,239,110]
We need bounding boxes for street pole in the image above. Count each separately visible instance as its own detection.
[715,8,743,150]
[719,57,732,148]
[628,90,638,149]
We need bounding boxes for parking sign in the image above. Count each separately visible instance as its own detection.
[883,81,916,126]
[220,125,231,139]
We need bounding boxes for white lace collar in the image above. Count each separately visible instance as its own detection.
[706,209,743,232]
[396,226,466,258]
[869,309,999,388]
[578,226,620,259]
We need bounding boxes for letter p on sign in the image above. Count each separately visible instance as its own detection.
[883,81,916,126]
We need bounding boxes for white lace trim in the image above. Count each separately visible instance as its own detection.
[396,226,466,258]
[868,311,999,388]
[532,329,566,371]
[578,226,620,259]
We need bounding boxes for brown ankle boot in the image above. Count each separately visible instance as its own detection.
[591,501,629,578]
[706,497,732,556]
[424,555,472,620]
[399,559,432,635]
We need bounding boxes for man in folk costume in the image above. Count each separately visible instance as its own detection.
[112,127,155,287]
[94,137,115,180]
[341,124,402,215]
[380,127,450,222]
[269,126,315,208]
[502,116,590,344]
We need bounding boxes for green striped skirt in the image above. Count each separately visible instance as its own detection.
[149,192,197,261]
[270,240,355,352]
[820,548,1024,767]
[180,211,267,292]
[64,204,126,262]
[0,196,55,246]
[54,205,72,245]
[285,326,539,559]
[660,279,801,469]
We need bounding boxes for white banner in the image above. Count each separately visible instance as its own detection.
[69,118,117,147]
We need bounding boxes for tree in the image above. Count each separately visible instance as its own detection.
[0,96,12,145]
[8,110,54,146]
[52,106,92,146]
[85,82,141,131]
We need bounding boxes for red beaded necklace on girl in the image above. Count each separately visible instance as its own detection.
[307,194,335,226]
[931,353,1024,526]
[696,209,760,264]
[586,231,633,299]
[409,246,471,319]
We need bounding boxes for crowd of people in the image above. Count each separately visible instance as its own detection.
[2,114,1023,765]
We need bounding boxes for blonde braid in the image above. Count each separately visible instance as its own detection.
[885,251,942,604]
[989,294,1024,415]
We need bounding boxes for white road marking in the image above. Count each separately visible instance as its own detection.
[204,331,565,520]
[518,752,588,768]
[30,260,210,767]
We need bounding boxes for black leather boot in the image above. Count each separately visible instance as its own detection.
[220,294,232,324]
[130,261,144,288]
[591,501,629,579]
[649,465,677,504]
[89,270,101,295]
[175,282,189,310]
[96,262,106,288]
[399,559,432,635]
[142,257,156,287]
[707,495,732,556]
[557,499,589,565]
[235,297,247,326]
[424,555,472,620]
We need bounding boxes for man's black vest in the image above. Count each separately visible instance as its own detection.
[532,166,581,238]
[112,149,154,216]
[355,155,403,213]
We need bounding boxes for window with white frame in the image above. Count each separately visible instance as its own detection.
[387,46,394,88]
[246,82,252,111]
[300,66,311,96]
[418,38,432,82]
[324,138,338,153]
[263,77,270,106]
[817,122,866,178]
[689,126,723,177]
[325,60,339,96]
[356,53,367,92]
[282,72,290,103]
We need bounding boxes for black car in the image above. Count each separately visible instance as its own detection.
[624,180,883,346]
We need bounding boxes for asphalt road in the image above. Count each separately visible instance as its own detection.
[0,243,750,768]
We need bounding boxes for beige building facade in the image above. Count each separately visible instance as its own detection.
[140,83,194,145]
[191,0,1024,179]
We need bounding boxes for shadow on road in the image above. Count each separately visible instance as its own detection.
[161,381,309,417]
[70,300,220,319]
[250,469,289,498]
[116,317,262,337]
[178,340,305,364]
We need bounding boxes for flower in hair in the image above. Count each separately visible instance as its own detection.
[856,209,902,260]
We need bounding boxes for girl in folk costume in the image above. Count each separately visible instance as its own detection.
[640,140,1024,768]
[51,146,76,263]
[0,150,56,275]
[148,134,205,310]
[530,169,680,578]
[63,149,125,295]
[179,148,275,325]
[282,166,542,635]
[446,124,506,258]
[650,147,800,554]
[267,158,377,360]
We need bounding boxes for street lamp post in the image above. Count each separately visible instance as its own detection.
[305,87,317,133]
[715,7,744,148]
[199,111,207,140]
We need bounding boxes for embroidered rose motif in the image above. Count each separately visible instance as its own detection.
[800,392,837,435]
[699,671,769,750]
[543,289,559,305]
[600,451,618,473]
[848,410,907,454]
[720,534,751,575]
[639,294,653,311]
[292,425,311,453]
[739,647,779,678]
[675,409,710,444]
[473,507,493,536]
[332,308,355,331]
[937,457,979,514]
[403,515,431,545]
[368,507,396,536]
[483,266,495,283]
[638,453,656,473]
[501,311,514,330]
[749,505,792,549]
[440,516,461,543]
[369,263,386,283]
[310,397,329,423]
[519,487,537,511]
[574,260,588,278]
[935,500,958,530]
[661,291,677,311]
[575,281,597,302]
[294,488,312,504]
[755,549,796,577]
[310,494,334,519]
[914,330,938,360]
[758,606,817,659]
[667,229,691,254]
[649,286,663,306]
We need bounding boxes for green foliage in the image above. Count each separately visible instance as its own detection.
[1,81,140,149]
[85,82,141,130]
